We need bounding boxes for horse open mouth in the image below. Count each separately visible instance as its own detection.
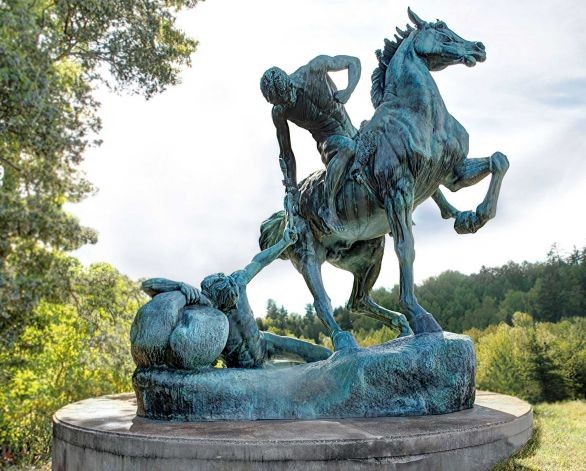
[462,49,487,66]
[462,55,477,67]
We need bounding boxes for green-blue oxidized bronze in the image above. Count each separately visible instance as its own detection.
[130,8,508,421]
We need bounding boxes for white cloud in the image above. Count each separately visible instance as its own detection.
[70,0,586,316]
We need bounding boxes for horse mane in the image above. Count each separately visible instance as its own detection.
[370,24,415,108]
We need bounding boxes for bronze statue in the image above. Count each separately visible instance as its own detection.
[131,8,508,421]
[260,7,508,350]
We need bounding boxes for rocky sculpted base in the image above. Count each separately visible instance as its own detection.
[133,332,476,421]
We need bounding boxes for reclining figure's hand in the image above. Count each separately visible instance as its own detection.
[179,282,201,305]
[283,227,298,246]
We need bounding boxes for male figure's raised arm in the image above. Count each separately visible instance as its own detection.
[308,55,361,104]
[236,228,298,286]
[272,106,297,191]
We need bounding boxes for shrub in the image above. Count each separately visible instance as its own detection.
[471,313,585,403]
[0,263,144,466]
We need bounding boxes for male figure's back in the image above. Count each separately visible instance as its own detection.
[286,56,358,145]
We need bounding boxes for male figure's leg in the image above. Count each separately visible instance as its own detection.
[263,332,332,363]
[319,135,356,231]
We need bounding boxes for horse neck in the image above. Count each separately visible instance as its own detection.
[384,41,447,124]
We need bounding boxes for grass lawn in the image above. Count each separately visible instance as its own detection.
[495,400,586,470]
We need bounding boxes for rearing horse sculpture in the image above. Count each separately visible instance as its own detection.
[260,8,509,351]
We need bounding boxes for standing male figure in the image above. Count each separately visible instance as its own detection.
[260,55,361,231]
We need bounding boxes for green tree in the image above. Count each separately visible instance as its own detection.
[0,262,146,465]
[472,313,585,403]
[497,290,529,323]
[538,317,586,400]
[474,317,543,402]
[528,247,585,322]
[355,326,397,347]
[525,325,566,402]
[0,0,201,341]
[305,304,327,343]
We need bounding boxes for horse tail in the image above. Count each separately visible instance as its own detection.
[259,210,289,260]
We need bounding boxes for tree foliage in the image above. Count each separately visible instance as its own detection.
[471,313,585,404]
[0,0,201,341]
[369,245,585,332]
[257,246,585,344]
[0,262,145,465]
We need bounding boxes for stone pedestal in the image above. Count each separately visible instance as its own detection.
[52,391,532,470]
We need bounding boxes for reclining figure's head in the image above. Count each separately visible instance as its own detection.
[201,273,239,312]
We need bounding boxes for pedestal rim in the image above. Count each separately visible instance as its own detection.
[53,390,532,463]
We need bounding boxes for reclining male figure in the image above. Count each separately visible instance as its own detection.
[140,226,332,368]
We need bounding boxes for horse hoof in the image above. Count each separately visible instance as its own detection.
[332,330,359,351]
[411,313,443,335]
[396,315,414,337]
[398,326,414,337]
[454,211,479,234]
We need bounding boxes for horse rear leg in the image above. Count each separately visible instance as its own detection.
[290,218,358,351]
[443,152,509,234]
[384,186,443,335]
[330,238,413,337]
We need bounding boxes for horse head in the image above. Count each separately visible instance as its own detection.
[371,8,487,107]
[407,7,486,71]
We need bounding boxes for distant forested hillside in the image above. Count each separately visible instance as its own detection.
[257,245,585,341]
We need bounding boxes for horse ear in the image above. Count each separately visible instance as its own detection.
[407,7,426,29]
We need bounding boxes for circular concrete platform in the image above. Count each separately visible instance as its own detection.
[52,391,532,470]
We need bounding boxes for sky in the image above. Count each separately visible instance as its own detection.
[70,0,586,316]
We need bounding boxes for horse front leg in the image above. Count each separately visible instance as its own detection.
[384,186,442,334]
[432,189,459,219]
[444,152,509,234]
[290,218,358,351]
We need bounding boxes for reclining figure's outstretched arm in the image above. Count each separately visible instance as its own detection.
[236,228,298,286]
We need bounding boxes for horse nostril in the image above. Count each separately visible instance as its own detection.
[475,42,485,51]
